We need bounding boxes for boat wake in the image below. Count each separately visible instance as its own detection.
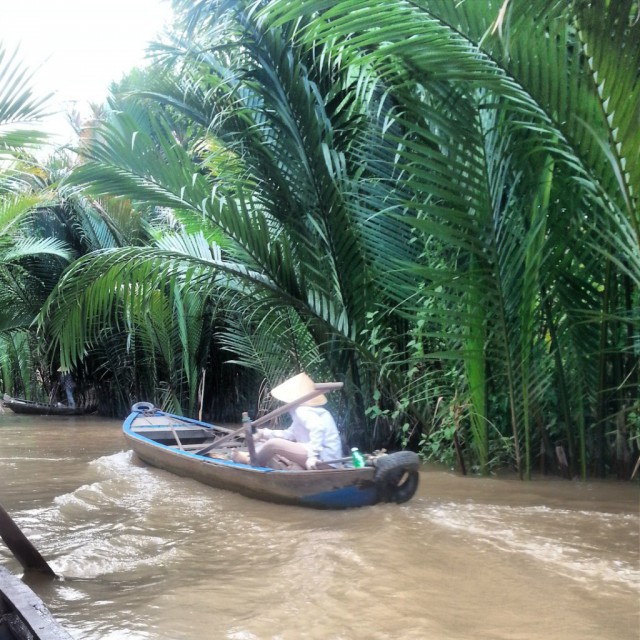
[416,500,640,593]
[8,451,212,579]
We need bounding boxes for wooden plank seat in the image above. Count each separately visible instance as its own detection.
[168,443,214,451]
[168,442,242,450]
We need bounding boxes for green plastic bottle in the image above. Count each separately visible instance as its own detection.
[351,447,366,468]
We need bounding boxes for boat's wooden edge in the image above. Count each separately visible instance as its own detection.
[125,432,373,480]
[0,566,72,640]
[125,411,361,473]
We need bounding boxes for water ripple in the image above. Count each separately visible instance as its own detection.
[416,500,640,592]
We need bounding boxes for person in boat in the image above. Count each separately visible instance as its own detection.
[233,372,343,470]
[59,370,76,408]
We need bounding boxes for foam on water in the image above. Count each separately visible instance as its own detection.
[53,533,181,579]
[9,451,199,579]
[417,500,640,592]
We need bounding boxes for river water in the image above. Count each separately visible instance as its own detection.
[0,412,638,640]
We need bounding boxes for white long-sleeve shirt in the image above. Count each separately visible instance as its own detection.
[261,406,343,462]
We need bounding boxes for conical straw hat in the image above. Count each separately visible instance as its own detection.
[271,372,327,406]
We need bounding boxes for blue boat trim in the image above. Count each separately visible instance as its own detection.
[301,485,378,508]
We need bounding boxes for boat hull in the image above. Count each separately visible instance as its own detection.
[0,566,71,640]
[123,409,420,509]
[2,395,95,416]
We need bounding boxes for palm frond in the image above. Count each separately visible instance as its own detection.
[0,45,51,153]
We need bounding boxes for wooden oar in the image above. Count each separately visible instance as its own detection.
[196,382,344,456]
[243,412,258,465]
[0,502,56,577]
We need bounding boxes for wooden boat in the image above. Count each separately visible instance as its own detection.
[1,395,95,417]
[123,397,421,510]
[0,566,72,640]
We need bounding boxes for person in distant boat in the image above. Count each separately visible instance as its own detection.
[59,370,76,408]
[233,372,343,470]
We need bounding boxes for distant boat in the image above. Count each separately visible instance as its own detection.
[123,401,421,509]
[0,565,72,640]
[1,394,96,416]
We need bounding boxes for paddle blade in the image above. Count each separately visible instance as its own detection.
[0,503,56,577]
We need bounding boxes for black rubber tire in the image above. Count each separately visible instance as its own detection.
[374,451,421,504]
[131,402,155,413]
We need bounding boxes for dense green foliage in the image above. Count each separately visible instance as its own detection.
[1,1,638,479]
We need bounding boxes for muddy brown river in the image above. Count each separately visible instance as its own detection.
[0,412,638,639]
